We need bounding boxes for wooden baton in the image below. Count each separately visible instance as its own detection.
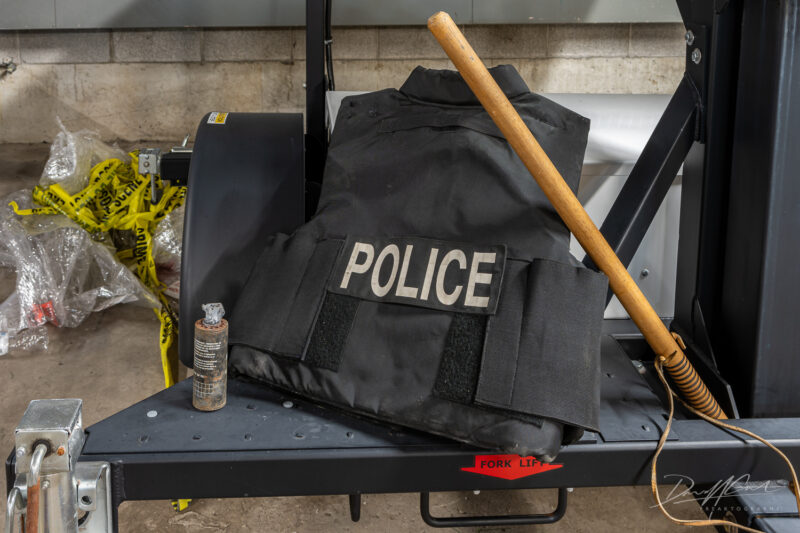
[427,11,726,419]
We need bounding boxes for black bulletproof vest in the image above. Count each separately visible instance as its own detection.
[230,65,608,460]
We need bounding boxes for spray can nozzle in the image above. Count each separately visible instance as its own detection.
[201,302,225,326]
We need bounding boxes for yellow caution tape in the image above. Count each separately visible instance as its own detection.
[10,151,186,388]
[170,498,192,512]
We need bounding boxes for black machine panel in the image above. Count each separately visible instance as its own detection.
[717,0,800,417]
[179,112,305,368]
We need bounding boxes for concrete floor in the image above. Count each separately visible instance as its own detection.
[0,144,712,532]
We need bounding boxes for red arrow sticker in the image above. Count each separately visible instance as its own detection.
[461,454,563,480]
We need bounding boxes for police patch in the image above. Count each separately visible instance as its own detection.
[328,236,506,314]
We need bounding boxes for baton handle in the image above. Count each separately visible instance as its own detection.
[428,11,725,419]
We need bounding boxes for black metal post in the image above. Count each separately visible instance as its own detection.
[584,77,698,307]
[348,494,361,522]
[672,0,742,358]
[305,0,328,216]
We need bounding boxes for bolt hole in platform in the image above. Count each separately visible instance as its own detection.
[246,404,256,410]
[606,372,614,378]
[345,431,354,439]
[294,432,305,439]
[81,495,93,505]
[641,425,651,432]
[244,433,253,441]
[138,435,149,443]
[192,434,202,441]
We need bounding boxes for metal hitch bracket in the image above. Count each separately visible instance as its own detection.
[7,400,112,533]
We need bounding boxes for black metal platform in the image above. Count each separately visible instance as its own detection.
[76,320,800,504]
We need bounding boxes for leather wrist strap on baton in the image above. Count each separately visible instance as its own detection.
[427,11,725,420]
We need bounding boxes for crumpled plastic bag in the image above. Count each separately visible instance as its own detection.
[153,204,184,273]
[39,118,128,195]
[0,190,157,354]
[152,204,184,300]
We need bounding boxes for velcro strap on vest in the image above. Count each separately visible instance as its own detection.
[429,258,606,432]
[305,293,360,371]
[475,258,607,431]
[432,313,488,403]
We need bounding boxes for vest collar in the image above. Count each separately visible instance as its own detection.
[399,64,529,105]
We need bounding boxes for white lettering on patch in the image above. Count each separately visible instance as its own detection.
[370,244,400,297]
[465,252,496,308]
[435,249,467,306]
[340,242,374,289]
[332,237,505,314]
[395,245,419,298]
[420,248,440,301]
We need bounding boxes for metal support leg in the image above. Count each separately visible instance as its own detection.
[348,494,361,522]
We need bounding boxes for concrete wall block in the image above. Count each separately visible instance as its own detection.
[204,29,291,62]
[332,28,378,60]
[516,57,681,94]
[0,24,686,143]
[378,26,447,59]
[284,59,427,104]
[548,24,629,58]
[292,27,379,60]
[82,63,264,138]
[331,59,382,91]
[0,32,20,63]
[624,56,683,93]
[630,23,685,57]
[112,30,202,63]
[0,64,81,142]
[18,31,110,64]
[464,25,546,59]
[266,60,301,110]
[291,28,305,61]
[0,62,267,142]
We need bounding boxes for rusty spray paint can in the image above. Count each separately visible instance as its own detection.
[192,302,228,411]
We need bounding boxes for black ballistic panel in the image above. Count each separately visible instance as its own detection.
[229,65,604,458]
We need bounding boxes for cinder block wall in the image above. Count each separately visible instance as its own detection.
[0,24,684,143]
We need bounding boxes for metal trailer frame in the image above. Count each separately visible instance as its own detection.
[6,0,800,531]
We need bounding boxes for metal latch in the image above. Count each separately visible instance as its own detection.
[138,148,162,204]
[7,399,112,533]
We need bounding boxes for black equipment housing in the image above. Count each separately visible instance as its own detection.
[178,112,305,367]
[6,0,800,530]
